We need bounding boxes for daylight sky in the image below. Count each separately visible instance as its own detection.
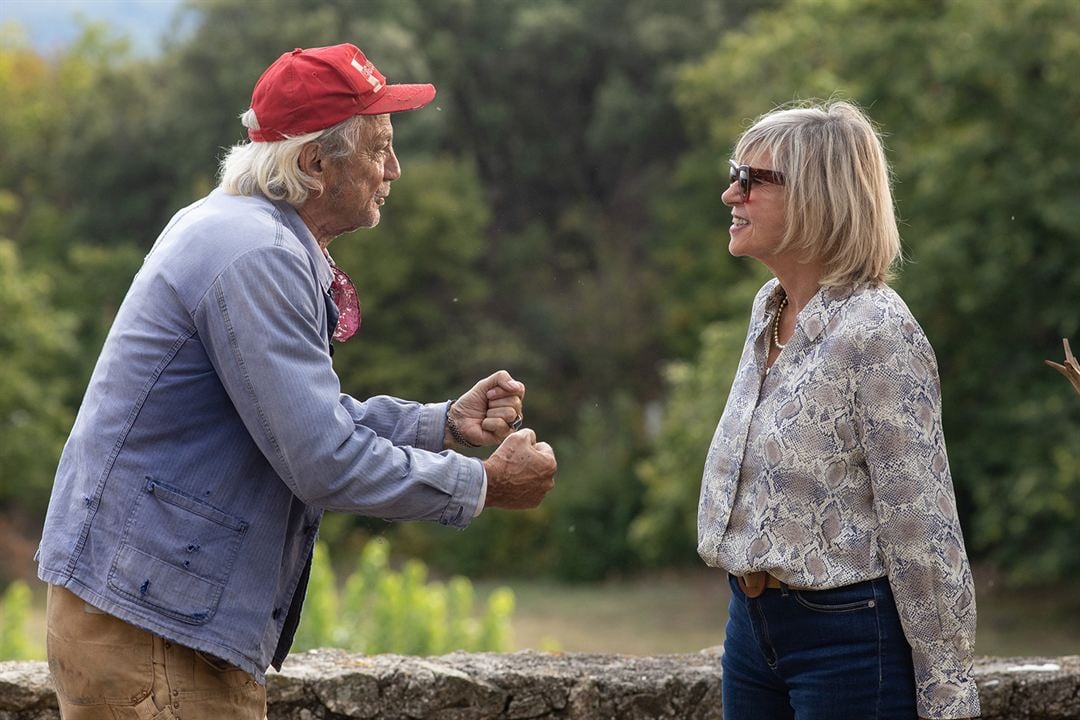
[0,0,182,55]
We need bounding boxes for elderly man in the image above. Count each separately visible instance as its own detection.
[36,43,557,719]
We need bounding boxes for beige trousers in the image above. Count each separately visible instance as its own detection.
[46,585,266,720]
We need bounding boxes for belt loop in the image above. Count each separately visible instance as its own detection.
[779,582,789,597]
[152,634,167,665]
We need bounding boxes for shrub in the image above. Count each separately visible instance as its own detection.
[294,538,515,655]
[0,580,39,660]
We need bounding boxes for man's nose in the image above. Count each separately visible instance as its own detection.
[384,146,401,181]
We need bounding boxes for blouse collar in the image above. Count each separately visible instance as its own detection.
[756,279,864,346]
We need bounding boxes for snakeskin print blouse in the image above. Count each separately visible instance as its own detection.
[698,278,980,719]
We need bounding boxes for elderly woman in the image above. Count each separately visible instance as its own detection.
[697,101,979,720]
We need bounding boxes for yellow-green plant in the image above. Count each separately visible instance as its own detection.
[0,580,39,660]
[295,539,514,655]
[291,541,340,651]
[478,587,515,652]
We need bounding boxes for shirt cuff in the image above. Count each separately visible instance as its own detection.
[438,456,486,529]
[417,400,452,452]
[474,468,487,517]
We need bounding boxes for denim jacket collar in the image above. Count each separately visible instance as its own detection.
[272,198,333,293]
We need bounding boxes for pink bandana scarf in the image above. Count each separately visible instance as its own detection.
[326,256,361,342]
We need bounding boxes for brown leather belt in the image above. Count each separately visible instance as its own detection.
[735,571,783,598]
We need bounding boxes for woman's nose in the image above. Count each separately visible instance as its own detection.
[721,182,741,206]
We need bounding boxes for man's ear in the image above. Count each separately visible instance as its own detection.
[298,142,324,178]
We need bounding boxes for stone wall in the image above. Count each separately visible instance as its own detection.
[2,650,1078,719]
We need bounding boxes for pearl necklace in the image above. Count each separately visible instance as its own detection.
[772,294,788,350]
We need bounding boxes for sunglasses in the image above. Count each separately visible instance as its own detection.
[729,160,786,201]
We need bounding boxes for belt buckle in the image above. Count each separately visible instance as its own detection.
[737,571,768,598]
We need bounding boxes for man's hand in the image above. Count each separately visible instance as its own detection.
[446,370,525,448]
[482,429,557,509]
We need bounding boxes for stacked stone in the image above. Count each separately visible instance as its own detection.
[2,650,1078,719]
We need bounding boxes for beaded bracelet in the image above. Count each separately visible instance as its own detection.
[446,401,480,448]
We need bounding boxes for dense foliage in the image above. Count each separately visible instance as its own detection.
[0,0,1076,587]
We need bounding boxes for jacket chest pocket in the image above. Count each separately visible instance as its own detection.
[108,478,248,625]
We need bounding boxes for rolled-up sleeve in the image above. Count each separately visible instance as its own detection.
[193,245,484,526]
[855,321,980,719]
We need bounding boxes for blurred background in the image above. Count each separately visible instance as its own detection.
[0,0,1077,662]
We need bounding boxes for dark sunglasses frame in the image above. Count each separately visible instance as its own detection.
[729,160,786,201]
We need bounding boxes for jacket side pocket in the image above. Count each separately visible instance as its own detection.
[108,478,248,625]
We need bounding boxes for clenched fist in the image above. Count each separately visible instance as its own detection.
[482,429,557,509]
[446,370,526,448]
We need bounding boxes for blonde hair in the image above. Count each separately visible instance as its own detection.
[734,100,901,287]
[218,111,376,206]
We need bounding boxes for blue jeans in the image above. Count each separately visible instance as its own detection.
[722,575,917,720]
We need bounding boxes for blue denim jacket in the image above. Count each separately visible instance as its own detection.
[36,189,485,681]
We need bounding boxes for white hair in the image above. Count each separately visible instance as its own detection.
[218,110,374,206]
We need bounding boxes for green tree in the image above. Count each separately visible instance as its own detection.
[0,238,77,516]
[0,25,175,258]
[544,394,648,580]
[632,322,746,567]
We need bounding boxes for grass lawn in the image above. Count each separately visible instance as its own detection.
[480,568,1080,659]
[13,567,1080,661]
[477,570,731,655]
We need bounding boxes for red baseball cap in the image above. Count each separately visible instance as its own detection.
[248,43,436,142]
